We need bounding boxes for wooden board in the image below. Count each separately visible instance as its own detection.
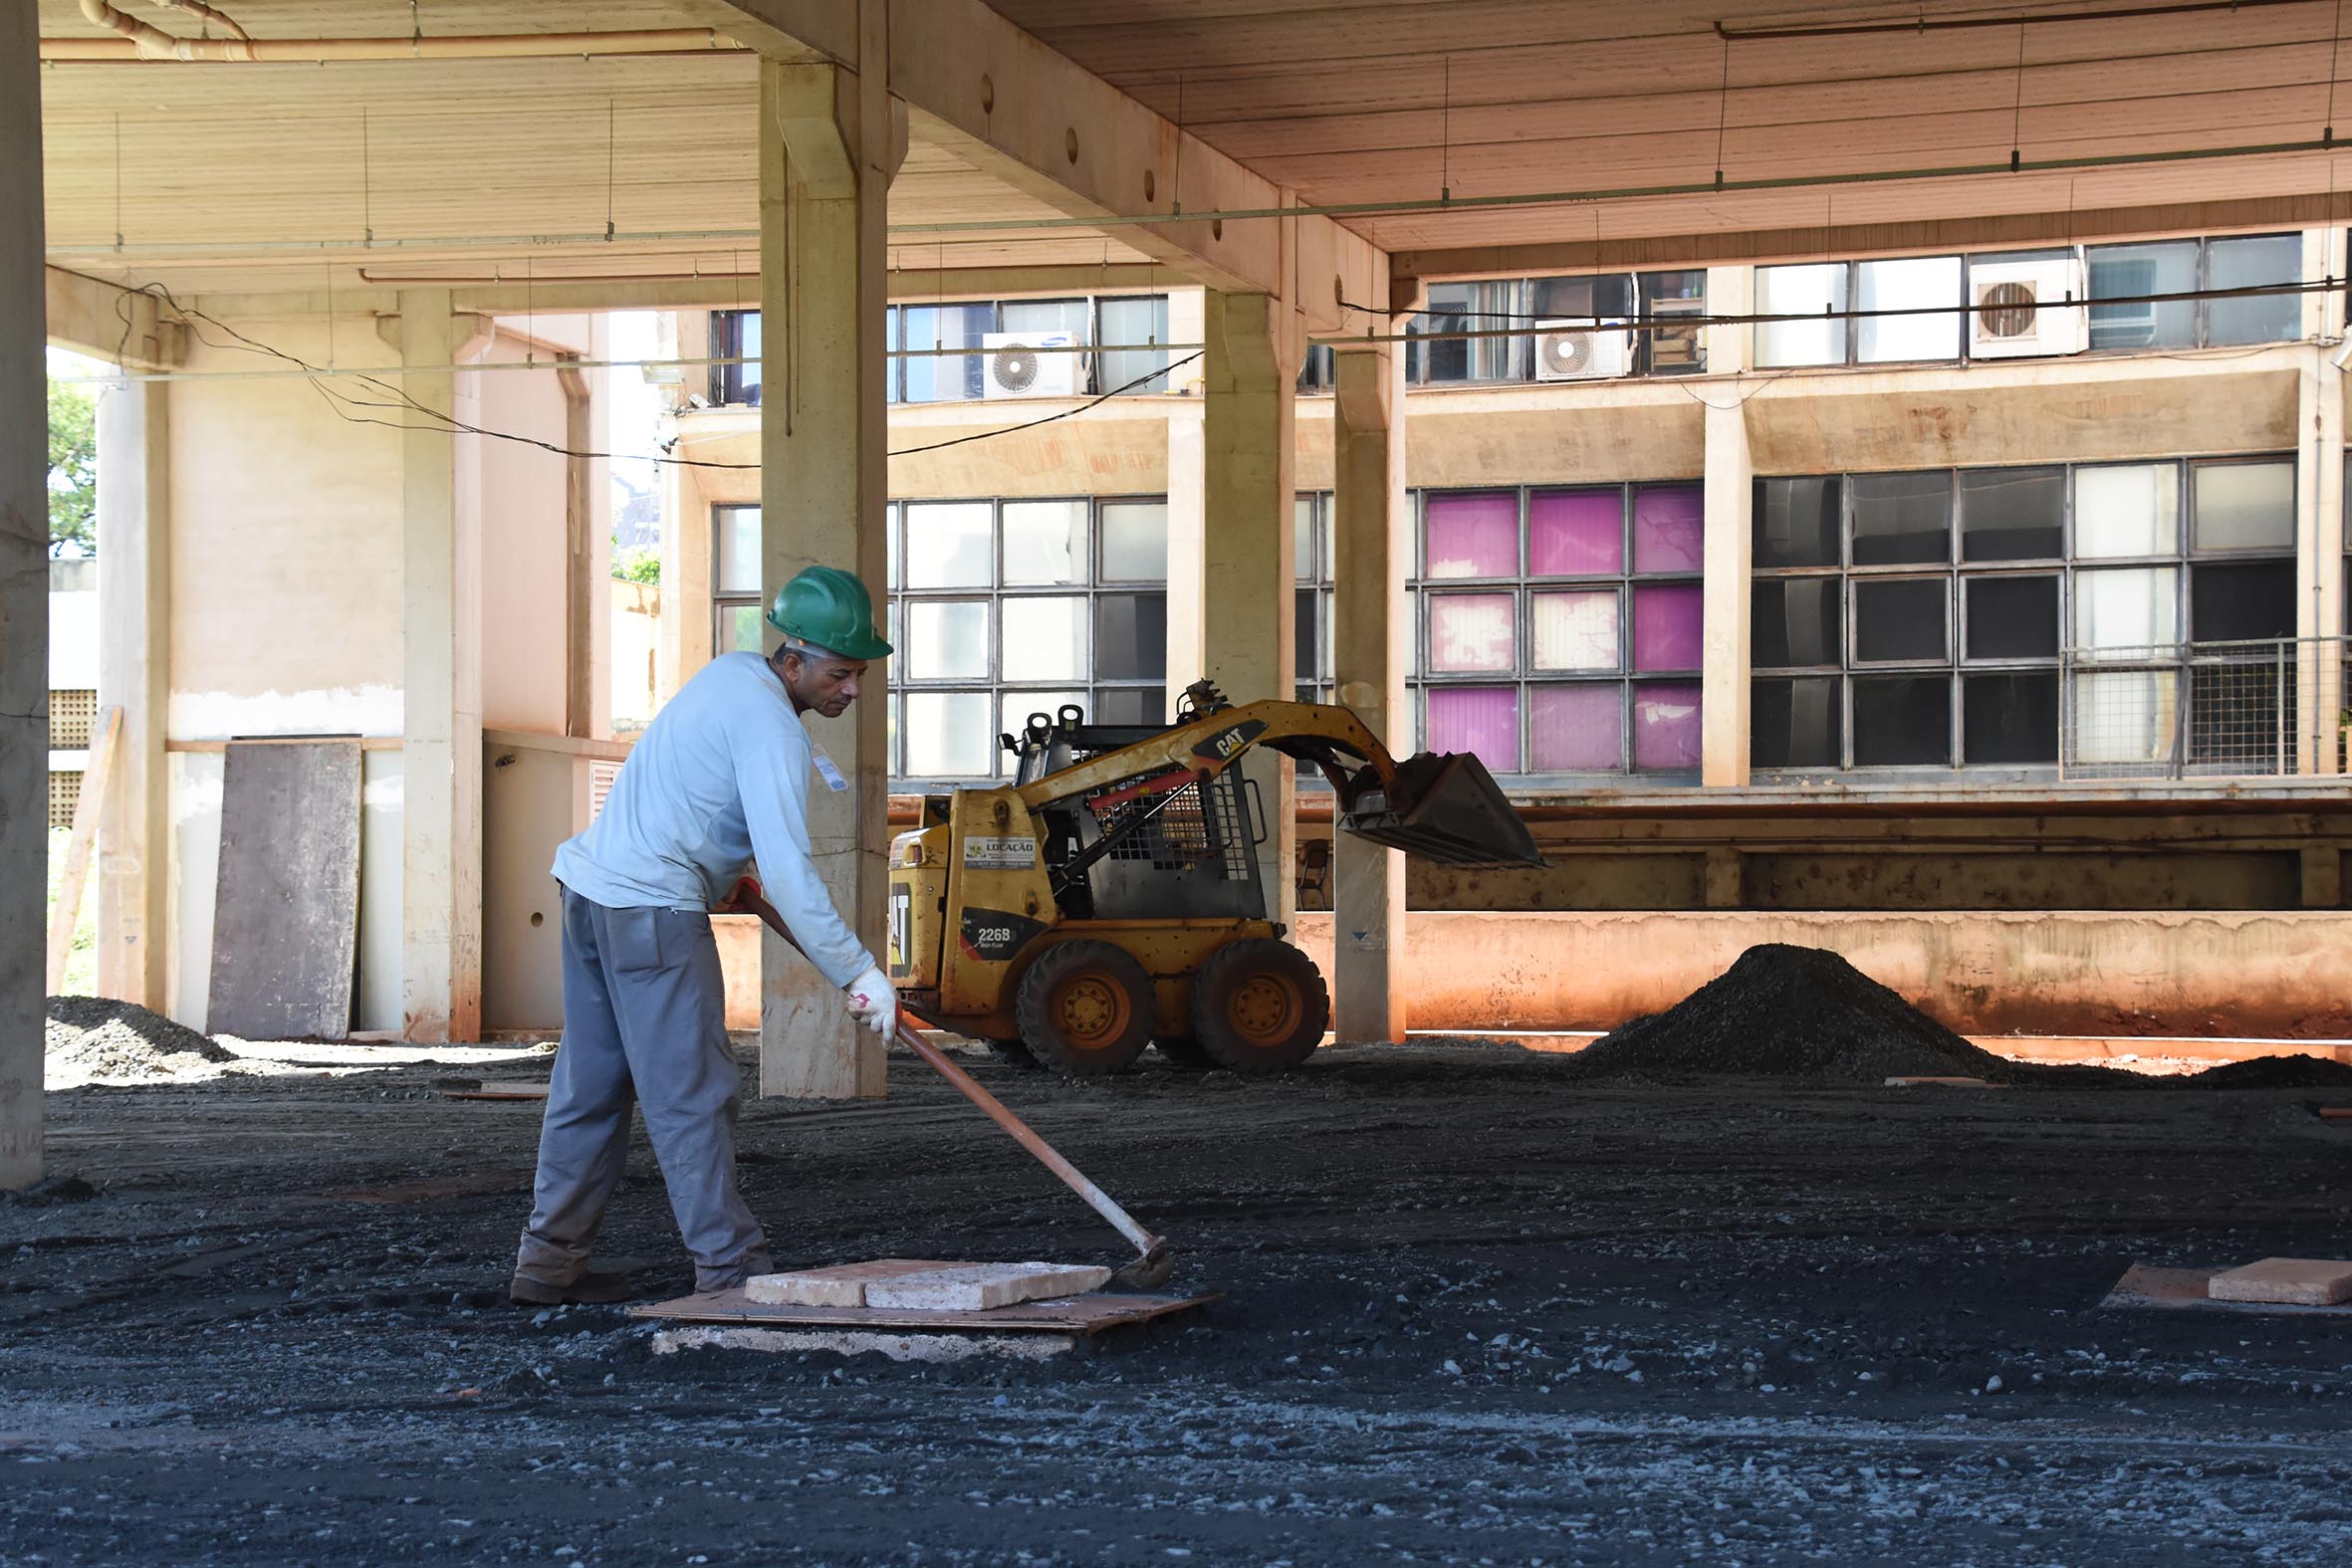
[2101,1263,2352,1317]
[629,1286,1219,1336]
[206,738,362,1040]
[440,1085,552,1101]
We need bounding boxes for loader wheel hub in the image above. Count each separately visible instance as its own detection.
[1055,975,1129,1047]
[1230,974,1299,1043]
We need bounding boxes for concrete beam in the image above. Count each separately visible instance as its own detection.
[757,41,891,1101]
[2,1,45,1189]
[96,379,170,1010]
[46,266,182,369]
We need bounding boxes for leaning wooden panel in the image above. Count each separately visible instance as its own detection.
[206,737,363,1040]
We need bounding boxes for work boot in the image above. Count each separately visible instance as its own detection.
[508,1269,640,1306]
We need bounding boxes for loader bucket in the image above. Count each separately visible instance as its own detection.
[1338,751,1544,867]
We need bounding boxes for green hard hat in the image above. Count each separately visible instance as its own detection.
[767,565,892,661]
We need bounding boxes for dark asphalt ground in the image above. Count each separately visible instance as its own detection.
[3,1041,2349,1566]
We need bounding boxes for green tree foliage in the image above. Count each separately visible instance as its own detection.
[610,535,661,584]
[48,378,99,557]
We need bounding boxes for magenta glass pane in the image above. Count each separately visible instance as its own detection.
[1423,491,1519,578]
[1427,592,1516,672]
[1529,685,1624,772]
[1528,489,1623,576]
[1632,484,1706,573]
[1425,686,1519,769]
[1632,583,1704,672]
[1631,682,1704,771]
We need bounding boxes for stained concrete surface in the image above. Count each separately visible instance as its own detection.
[3,1042,2349,1565]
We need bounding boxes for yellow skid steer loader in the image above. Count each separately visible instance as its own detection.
[886,680,1541,1077]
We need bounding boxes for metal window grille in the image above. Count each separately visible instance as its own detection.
[50,689,96,750]
[2060,635,2350,780]
[1084,770,1253,881]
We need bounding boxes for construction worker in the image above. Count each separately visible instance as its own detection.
[510,564,896,1305]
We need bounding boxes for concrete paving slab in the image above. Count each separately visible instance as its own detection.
[2104,1263,2352,1315]
[650,1325,1079,1362]
[2208,1258,2352,1306]
[745,1258,959,1307]
[862,1261,1114,1311]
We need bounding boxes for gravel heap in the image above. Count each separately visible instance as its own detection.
[2173,1052,2352,1090]
[1568,945,2023,1085]
[45,996,241,1086]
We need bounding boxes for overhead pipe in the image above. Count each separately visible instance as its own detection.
[75,0,254,61]
[46,18,736,62]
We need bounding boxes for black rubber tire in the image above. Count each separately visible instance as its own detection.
[984,1036,1044,1070]
[1189,938,1331,1075]
[1014,940,1157,1078]
[1152,1034,1214,1070]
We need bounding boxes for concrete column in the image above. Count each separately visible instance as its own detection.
[1201,291,1300,926]
[1329,337,1408,1043]
[1700,266,1756,788]
[1,1,45,1188]
[394,290,484,1041]
[2296,341,2346,775]
[757,38,899,1099]
[1163,291,1208,703]
[96,380,170,1009]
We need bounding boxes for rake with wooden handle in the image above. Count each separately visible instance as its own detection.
[724,878,1174,1291]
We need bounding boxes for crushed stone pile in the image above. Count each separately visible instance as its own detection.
[45,996,242,1087]
[1566,945,2024,1085]
[2171,1053,2352,1091]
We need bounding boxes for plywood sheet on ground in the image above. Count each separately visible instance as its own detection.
[629,1287,1216,1335]
[206,738,362,1040]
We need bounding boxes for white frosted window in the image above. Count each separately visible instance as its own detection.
[2191,462,2294,552]
[1099,501,1168,582]
[1002,501,1087,585]
[1856,256,1962,363]
[2072,566,2179,652]
[1000,596,1088,682]
[2074,465,2179,558]
[903,502,993,588]
[903,692,995,777]
[716,507,762,594]
[1428,592,1517,672]
[2071,671,2179,765]
[906,599,990,679]
[1530,589,1619,671]
[1756,264,1847,366]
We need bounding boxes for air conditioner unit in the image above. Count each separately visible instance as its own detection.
[983,332,1086,398]
[1531,318,1634,381]
[1968,258,2088,358]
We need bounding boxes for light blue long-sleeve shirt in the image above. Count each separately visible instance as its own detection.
[552,651,873,990]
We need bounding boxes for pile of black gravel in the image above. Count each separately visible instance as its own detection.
[2172,1053,2352,1090]
[45,995,237,1084]
[1566,945,2024,1085]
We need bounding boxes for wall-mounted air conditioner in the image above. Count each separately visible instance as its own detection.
[1531,318,1634,381]
[983,332,1086,398]
[1968,258,2088,358]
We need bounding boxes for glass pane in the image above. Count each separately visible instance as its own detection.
[1425,686,1519,770]
[1752,578,1841,667]
[1001,595,1087,681]
[1425,491,1519,578]
[723,601,764,655]
[2074,464,2179,558]
[2087,240,2197,349]
[905,599,989,680]
[1631,484,1704,573]
[2191,461,2294,552]
[1428,592,1517,672]
[1751,676,1842,769]
[1530,589,1618,671]
[886,503,901,591]
[1631,682,1703,771]
[1852,675,1952,767]
[1094,593,1167,680]
[899,303,992,402]
[1965,575,2059,660]
[1529,684,1623,771]
[1754,477,1841,568]
[1091,687,1162,726]
[1632,583,1704,671]
[1853,577,1948,663]
[1294,497,1317,581]
[1529,274,1634,318]
[1409,281,1518,383]
[2206,234,2301,346]
[1959,467,2063,561]
[1100,500,1168,582]
[1002,690,1083,741]
[2191,560,2296,642]
[1850,470,1951,565]
[2072,670,2179,765]
[903,502,993,588]
[1963,672,2059,764]
[1756,263,1846,366]
[715,506,762,594]
[1856,256,1962,362]
[1097,295,1172,394]
[1000,298,1088,337]
[1524,489,1621,576]
[1637,270,1707,375]
[1294,587,1322,681]
[1001,501,1087,585]
[2073,566,2179,651]
[903,692,995,778]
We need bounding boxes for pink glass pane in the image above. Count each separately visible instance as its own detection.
[1529,685,1625,772]
[1632,484,1706,573]
[1428,592,1516,672]
[1528,489,1623,576]
[1425,686,1519,769]
[1424,491,1519,578]
[1632,583,1704,672]
[1632,682,1704,771]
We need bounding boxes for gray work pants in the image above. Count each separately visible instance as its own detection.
[515,888,771,1293]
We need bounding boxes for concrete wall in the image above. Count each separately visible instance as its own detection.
[611,578,658,731]
[1293,909,2352,1037]
[472,326,571,735]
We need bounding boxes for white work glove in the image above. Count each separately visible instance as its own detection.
[843,963,896,1041]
